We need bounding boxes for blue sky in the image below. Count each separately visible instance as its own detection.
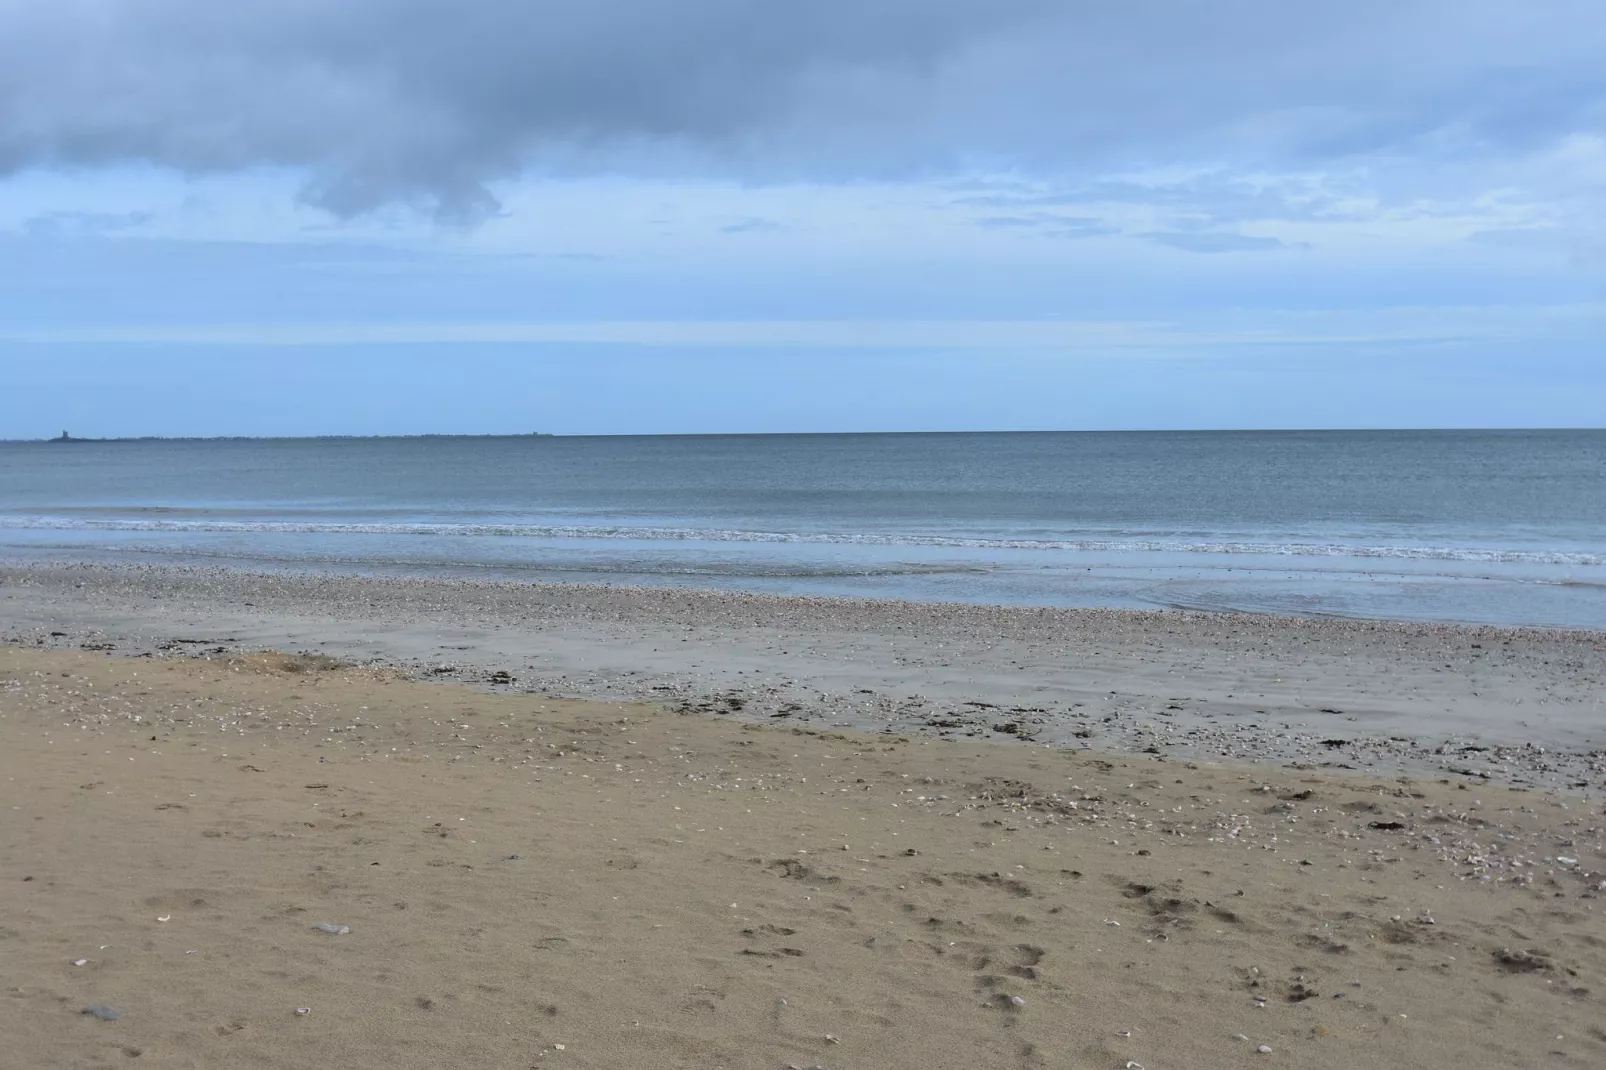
[1,1,1602,436]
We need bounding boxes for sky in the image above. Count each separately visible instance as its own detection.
[0,0,1603,436]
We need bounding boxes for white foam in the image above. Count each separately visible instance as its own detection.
[2,514,1600,566]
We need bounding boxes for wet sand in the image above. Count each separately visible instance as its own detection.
[3,563,1605,792]
[3,645,1605,1070]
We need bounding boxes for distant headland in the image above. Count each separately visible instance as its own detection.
[20,432,559,444]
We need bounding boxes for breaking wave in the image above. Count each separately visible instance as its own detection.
[2,514,1600,567]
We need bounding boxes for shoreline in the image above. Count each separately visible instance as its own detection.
[4,560,1603,795]
[8,556,1602,640]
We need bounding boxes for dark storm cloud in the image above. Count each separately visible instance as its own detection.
[1,1,1602,220]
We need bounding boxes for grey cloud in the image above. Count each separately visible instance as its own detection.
[1141,232,1287,254]
[1,1,1602,220]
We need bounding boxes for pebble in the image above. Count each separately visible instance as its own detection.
[295,1007,311,1016]
[311,923,351,935]
[1258,1044,1274,1054]
[72,959,88,967]
[82,1004,123,1021]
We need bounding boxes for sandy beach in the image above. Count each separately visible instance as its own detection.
[3,641,1604,1070]
[2,562,1605,1068]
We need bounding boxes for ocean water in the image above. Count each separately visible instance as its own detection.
[1,430,1602,628]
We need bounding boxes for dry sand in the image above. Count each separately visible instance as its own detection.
[4,645,1605,1069]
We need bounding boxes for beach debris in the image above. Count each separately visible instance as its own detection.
[1493,947,1550,972]
[1232,1034,1250,1041]
[1008,995,1026,1007]
[311,923,351,935]
[295,1007,311,1016]
[1257,1045,1274,1054]
[156,914,171,922]
[82,1004,123,1021]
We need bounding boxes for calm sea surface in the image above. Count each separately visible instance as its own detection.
[1,430,1602,628]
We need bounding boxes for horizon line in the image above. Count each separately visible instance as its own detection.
[4,427,1603,444]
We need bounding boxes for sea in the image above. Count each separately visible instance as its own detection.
[1,430,1602,629]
